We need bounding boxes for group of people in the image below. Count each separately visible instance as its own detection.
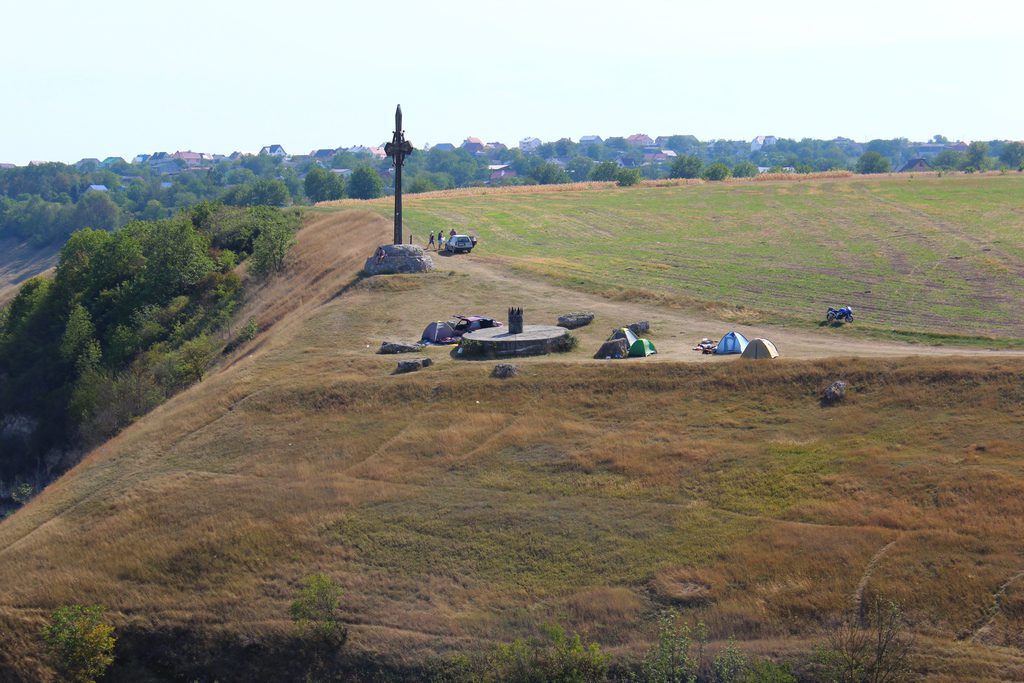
[426,228,458,251]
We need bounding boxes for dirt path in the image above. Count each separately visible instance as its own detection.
[430,249,1024,362]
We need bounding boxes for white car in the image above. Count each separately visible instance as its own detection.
[444,234,476,254]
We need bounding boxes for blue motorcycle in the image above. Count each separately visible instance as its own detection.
[826,306,854,323]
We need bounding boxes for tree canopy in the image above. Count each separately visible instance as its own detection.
[855,151,891,174]
[347,166,385,199]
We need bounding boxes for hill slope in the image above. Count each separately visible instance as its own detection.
[2,198,1024,680]
[0,238,60,306]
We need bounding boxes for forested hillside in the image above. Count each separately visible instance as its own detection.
[0,204,298,497]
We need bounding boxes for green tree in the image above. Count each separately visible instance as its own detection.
[669,155,703,179]
[855,152,891,174]
[347,166,385,199]
[933,150,966,170]
[60,304,100,371]
[998,141,1024,168]
[290,573,348,677]
[303,166,345,202]
[42,604,116,683]
[589,161,620,181]
[965,141,990,171]
[530,162,571,185]
[249,178,290,206]
[732,161,759,178]
[71,191,120,232]
[250,216,297,275]
[565,156,594,182]
[702,162,732,181]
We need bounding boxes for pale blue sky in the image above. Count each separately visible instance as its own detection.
[1,0,1020,165]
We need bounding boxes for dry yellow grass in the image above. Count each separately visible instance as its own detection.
[2,207,1024,680]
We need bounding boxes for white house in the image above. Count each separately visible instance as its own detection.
[259,144,287,156]
[519,137,542,153]
[750,135,778,152]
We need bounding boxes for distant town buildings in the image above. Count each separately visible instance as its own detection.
[462,137,485,154]
[519,137,542,152]
[627,133,654,146]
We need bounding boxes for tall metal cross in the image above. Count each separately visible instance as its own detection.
[384,104,413,245]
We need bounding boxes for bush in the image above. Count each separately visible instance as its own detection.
[712,638,749,682]
[702,163,732,181]
[589,161,620,181]
[732,161,759,178]
[669,155,703,179]
[482,625,609,682]
[809,598,913,683]
[290,573,348,646]
[290,573,349,677]
[642,610,705,682]
[42,604,116,683]
[744,659,796,682]
[616,168,642,186]
[11,482,33,505]
[556,333,579,352]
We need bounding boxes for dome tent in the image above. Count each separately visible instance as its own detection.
[628,338,657,357]
[740,338,779,359]
[715,331,749,354]
[421,321,458,344]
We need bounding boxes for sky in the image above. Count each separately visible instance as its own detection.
[1,0,1021,165]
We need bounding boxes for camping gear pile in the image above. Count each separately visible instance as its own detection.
[693,338,718,354]
[597,327,657,359]
[826,306,854,323]
[420,315,504,345]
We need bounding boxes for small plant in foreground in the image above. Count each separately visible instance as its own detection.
[42,604,115,683]
[11,482,34,505]
[290,573,348,680]
[810,597,913,683]
[482,625,609,682]
[290,573,348,646]
[641,610,705,682]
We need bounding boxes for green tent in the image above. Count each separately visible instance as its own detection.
[628,338,657,357]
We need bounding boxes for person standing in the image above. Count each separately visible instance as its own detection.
[439,234,446,252]
[427,232,435,250]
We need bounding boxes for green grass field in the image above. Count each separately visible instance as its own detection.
[343,174,1024,345]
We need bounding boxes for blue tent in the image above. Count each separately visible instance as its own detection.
[715,331,749,354]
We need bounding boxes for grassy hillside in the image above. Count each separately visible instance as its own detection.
[2,184,1024,680]
[0,237,59,306]
[323,173,1024,345]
